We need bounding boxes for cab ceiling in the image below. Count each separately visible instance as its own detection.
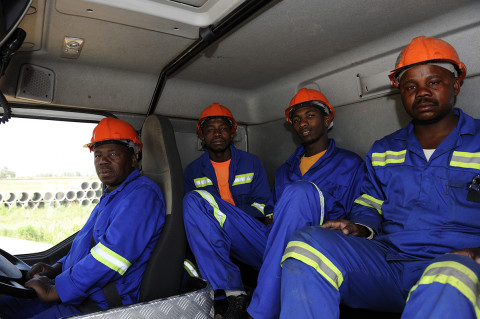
[174,0,478,90]
[16,0,476,88]
[4,0,480,121]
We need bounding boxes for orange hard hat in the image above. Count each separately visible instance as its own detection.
[388,36,467,87]
[85,117,143,152]
[196,103,238,135]
[285,88,335,124]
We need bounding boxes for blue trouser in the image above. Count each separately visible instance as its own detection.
[0,296,83,319]
[248,181,326,319]
[183,190,270,291]
[280,227,480,318]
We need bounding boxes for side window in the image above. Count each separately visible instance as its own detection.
[0,118,100,254]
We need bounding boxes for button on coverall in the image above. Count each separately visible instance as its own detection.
[280,108,480,318]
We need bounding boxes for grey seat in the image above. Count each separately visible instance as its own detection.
[139,114,187,301]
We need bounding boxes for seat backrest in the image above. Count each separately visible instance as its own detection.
[139,114,186,301]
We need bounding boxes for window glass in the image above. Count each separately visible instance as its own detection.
[0,118,100,254]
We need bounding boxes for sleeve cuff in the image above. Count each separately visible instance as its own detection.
[55,269,84,304]
[355,223,375,240]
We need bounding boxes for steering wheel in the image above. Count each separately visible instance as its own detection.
[0,248,36,298]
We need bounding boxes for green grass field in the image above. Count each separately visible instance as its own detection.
[0,204,92,244]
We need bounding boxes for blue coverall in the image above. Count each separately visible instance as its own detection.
[183,144,271,291]
[248,139,365,319]
[0,169,165,319]
[280,108,480,318]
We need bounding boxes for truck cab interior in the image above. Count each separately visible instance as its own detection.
[0,0,479,317]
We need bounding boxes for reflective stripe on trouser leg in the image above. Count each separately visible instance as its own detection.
[282,240,343,289]
[183,191,268,291]
[194,190,226,227]
[404,255,480,319]
[248,181,326,319]
[184,259,201,278]
[280,249,342,319]
[304,181,325,225]
[279,226,406,317]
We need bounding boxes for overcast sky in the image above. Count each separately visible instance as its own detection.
[0,118,98,177]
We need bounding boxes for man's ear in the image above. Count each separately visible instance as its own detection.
[131,153,138,168]
[453,77,461,97]
[324,115,333,128]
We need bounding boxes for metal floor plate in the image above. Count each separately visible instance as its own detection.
[72,280,214,319]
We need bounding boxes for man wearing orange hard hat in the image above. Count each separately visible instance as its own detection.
[248,88,365,319]
[280,36,480,319]
[183,103,271,318]
[0,117,166,318]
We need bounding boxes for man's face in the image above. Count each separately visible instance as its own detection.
[94,143,137,192]
[200,117,234,152]
[399,64,460,124]
[291,105,330,145]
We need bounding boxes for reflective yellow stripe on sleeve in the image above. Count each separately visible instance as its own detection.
[372,150,406,167]
[407,261,480,317]
[251,202,265,215]
[281,241,343,290]
[91,242,131,276]
[450,151,480,170]
[232,173,254,186]
[194,190,226,227]
[194,177,213,188]
[354,194,383,215]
